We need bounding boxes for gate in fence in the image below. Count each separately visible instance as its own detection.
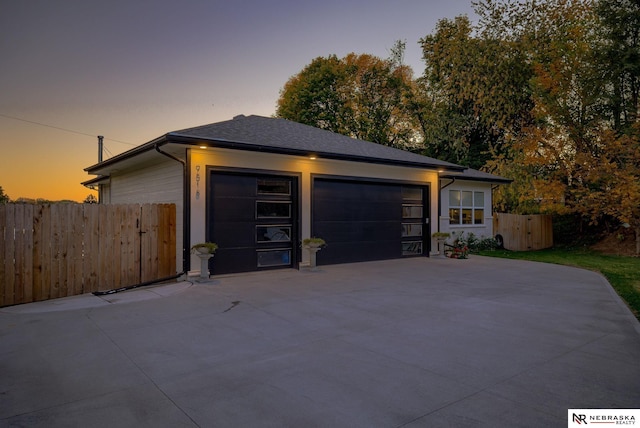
[493,212,553,251]
[0,203,176,307]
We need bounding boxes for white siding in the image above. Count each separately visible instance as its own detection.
[109,159,183,272]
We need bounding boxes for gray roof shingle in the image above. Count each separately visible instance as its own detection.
[86,114,510,185]
[170,115,464,170]
[440,168,513,184]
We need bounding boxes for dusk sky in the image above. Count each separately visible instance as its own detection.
[0,0,476,201]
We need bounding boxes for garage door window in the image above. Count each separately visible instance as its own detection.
[449,190,484,225]
[257,249,291,267]
[258,179,291,195]
[257,226,291,243]
[402,186,424,256]
[256,201,291,218]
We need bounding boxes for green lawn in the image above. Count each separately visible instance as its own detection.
[478,248,640,320]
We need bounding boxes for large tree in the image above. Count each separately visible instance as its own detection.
[416,14,533,169]
[276,55,348,135]
[572,125,640,253]
[276,50,417,149]
[473,0,640,250]
[596,0,640,132]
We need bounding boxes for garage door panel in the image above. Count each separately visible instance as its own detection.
[315,221,400,243]
[314,200,400,222]
[314,181,399,202]
[313,179,410,266]
[318,241,399,264]
[212,248,257,274]
[210,198,255,222]
[212,221,255,247]
[211,174,257,197]
[209,171,297,275]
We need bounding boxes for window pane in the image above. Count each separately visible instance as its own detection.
[402,241,423,256]
[462,208,473,224]
[256,201,291,218]
[257,226,291,243]
[257,179,290,195]
[402,187,422,201]
[474,209,484,224]
[449,208,460,224]
[402,223,422,237]
[257,250,291,267]
[402,205,423,218]
[474,192,484,207]
[461,191,473,207]
[449,190,460,205]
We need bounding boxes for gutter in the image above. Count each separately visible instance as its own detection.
[154,142,190,275]
[167,134,466,172]
[436,177,456,234]
[85,133,466,175]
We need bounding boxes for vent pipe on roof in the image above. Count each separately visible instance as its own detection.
[97,135,104,163]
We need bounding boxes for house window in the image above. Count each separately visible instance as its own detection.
[449,190,484,225]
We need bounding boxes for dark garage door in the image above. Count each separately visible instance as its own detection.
[312,179,428,266]
[208,171,298,275]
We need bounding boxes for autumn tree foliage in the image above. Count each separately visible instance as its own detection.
[572,126,640,253]
[476,0,640,252]
[276,0,640,251]
[417,14,533,169]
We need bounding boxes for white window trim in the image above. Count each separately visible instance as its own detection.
[448,190,485,226]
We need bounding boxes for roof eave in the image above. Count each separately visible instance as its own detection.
[168,133,465,172]
[81,175,110,187]
[84,134,169,173]
[84,132,466,174]
[439,174,513,184]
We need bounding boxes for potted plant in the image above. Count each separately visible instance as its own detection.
[432,232,450,240]
[302,237,325,271]
[432,232,450,258]
[302,237,326,249]
[191,242,217,280]
[191,242,218,255]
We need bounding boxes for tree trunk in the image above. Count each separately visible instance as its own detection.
[636,226,640,256]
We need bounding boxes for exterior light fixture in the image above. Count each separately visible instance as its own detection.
[309,155,317,160]
[199,146,207,149]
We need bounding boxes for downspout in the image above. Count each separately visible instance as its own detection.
[438,177,456,233]
[91,142,190,296]
[155,142,190,276]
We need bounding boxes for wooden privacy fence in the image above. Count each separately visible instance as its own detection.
[0,203,176,307]
[493,213,553,251]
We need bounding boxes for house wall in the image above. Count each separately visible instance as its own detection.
[189,147,440,272]
[108,158,183,271]
[98,182,111,204]
[438,179,495,242]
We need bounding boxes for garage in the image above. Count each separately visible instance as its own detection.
[207,171,298,275]
[312,178,429,266]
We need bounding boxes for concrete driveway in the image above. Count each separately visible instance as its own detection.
[2,256,639,427]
